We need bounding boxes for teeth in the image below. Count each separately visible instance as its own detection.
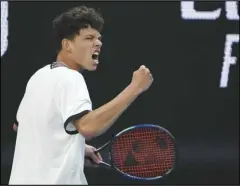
[92,51,100,64]
[94,60,99,64]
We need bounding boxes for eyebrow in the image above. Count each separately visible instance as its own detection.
[85,34,102,40]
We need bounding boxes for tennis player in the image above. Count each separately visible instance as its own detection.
[9,6,153,184]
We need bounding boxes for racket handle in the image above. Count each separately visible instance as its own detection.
[99,161,111,168]
[94,140,111,153]
[85,157,111,169]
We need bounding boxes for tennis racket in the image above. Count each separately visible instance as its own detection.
[87,124,177,180]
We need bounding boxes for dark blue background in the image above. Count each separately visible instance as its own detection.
[1,2,239,185]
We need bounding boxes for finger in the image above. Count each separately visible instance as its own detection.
[145,68,150,74]
[91,146,102,162]
[91,146,102,161]
[84,158,92,166]
[140,65,146,70]
[90,153,101,164]
[96,152,103,161]
[84,158,99,167]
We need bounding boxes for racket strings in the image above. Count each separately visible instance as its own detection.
[111,127,175,178]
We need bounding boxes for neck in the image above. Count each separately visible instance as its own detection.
[56,51,83,72]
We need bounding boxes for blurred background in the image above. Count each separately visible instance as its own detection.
[1,1,239,185]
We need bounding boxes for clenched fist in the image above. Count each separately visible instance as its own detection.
[130,65,153,94]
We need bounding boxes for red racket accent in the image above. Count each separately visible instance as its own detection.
[111,127,176,178]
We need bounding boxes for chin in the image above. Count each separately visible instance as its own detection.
[85,65,98,71]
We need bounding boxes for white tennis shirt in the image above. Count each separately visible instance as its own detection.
[9,64,92,184]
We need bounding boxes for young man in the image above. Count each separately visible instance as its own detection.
[9,6,153,184]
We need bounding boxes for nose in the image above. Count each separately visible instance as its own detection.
[95,39,102,48]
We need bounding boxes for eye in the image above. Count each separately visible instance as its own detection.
[86,36,94,40]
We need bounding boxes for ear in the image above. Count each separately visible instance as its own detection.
[62,39,72,53]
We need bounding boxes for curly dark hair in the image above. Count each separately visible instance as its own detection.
[52,6,104,53]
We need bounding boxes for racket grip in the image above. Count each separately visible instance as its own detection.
[98,161,111,168]
[85,157,111,168]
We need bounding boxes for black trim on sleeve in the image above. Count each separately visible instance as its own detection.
[64,110,91,135]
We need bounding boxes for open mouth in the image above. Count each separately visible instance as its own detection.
[92,52,99,64]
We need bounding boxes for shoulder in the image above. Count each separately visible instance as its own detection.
[32,65,85,82]
[60,69,85,85]
[54,68,87,90]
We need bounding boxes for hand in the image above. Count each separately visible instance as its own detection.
[130,65,153,94]
[84,144,102,166]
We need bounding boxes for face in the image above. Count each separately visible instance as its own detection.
[65,27,102,71]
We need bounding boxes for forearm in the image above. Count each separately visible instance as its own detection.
[74,84,140,138]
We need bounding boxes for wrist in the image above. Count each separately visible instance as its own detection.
[127,83,142,96]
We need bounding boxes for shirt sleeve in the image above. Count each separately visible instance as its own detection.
[54,72,92,135]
